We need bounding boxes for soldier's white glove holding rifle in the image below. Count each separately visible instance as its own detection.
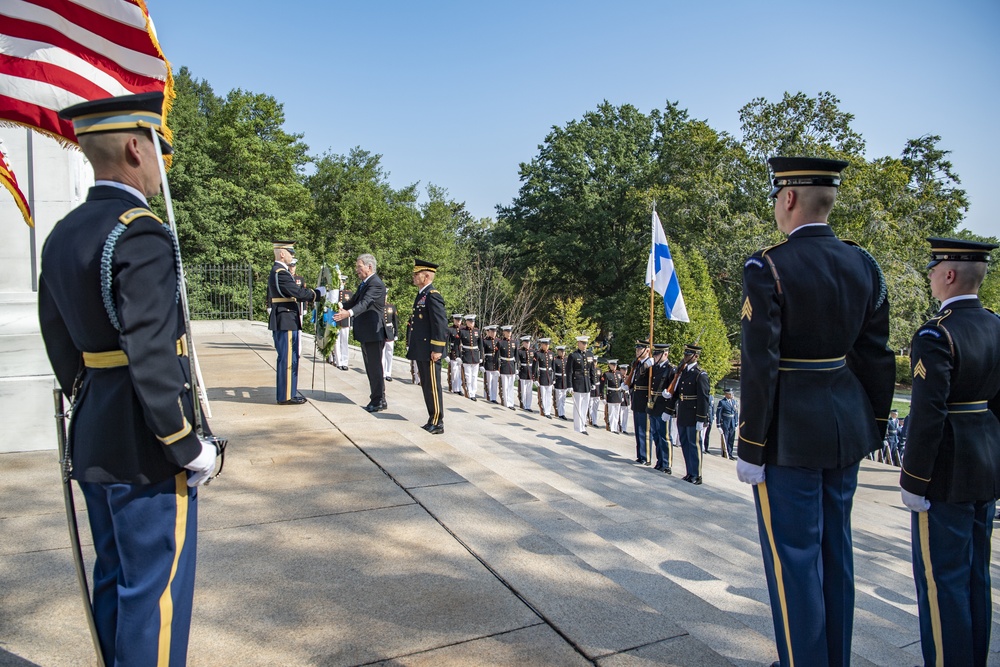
[737,459,766,485]
[185,438,218,487]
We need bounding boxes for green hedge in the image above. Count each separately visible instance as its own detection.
[895,355,911,386]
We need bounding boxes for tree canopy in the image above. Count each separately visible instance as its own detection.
[163,67,997,388]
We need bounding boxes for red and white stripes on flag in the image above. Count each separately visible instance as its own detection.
[0,142,32,226]
[0,0,173,148]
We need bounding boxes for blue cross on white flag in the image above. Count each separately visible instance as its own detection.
[645,209,689,322]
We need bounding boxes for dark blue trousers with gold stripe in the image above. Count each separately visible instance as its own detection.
[677,426,702,478]
[80,472,198,667]
[651,415,672,470]
[632,410,650,462]
[911,499,994,667]
[753,462,859,667]
[416,359,443,426]
[273,329,300,402]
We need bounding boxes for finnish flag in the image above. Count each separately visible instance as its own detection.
[645,210,689,322]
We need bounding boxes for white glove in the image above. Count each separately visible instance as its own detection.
[641,357,654,368]
[696,422,705,433]
[315,285,327,299]
[736,459,766,485]
[661,412,669,422]
[901,489,931,513]
[185,438,217,487]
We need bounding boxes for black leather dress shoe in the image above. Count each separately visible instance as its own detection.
[682,474,692,482]
[635,458,646,464]
[471,397,477,402]
[664,467,671,475]
[691,476,702,485]
[421,423,433,431]
[385,376,393,382]
[427,424,444,435]
[278,396,307,405]
[653,464,663,471]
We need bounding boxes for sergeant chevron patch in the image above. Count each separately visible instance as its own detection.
[913,359,927,380]
[741,297,752,322]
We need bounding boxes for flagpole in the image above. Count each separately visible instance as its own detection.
[646,202,656,465]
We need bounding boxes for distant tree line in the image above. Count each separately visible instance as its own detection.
[159,68,998,385]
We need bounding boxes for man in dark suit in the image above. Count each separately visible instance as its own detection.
[406,259,448,434]
[39,92,220,665]
[268,242,322,404]
[900,237,1000,667]
[334,253,387,412]
[737,157,895,667]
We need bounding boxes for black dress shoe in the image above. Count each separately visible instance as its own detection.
[471,397,477,402]
[635,458,646,464]
[509,406,515,410]
[682,474,692,482]
[653,464,663,471]
[385,377,393,382]
[421,423,433,431]
[427,424,444,435]
[546,414,552,419]
[692,476,702,485]
[664,467,672,475]
[278,396,307,405]
[339,366,348,371]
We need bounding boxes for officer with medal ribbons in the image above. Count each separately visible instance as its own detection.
[628,339,654,463]
[900,237,1000,667]
[459,314,483,400]
[497,325,518,408]
[406,259,448,434]
[39,92,221,665]
[268,241,324,404]
[481,324,501,402]
[737,157,895,667]
[672,343,710,484]
[534,338,555,417]
[517,335,534,411]
[552,345,570,419]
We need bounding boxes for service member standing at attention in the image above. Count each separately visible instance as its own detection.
[566,336,595,434]
[534,338,555,418]
[716,389,739,460]
[40,92,221,665]
[737,157,895,667]
[619,363,631,434]
[517,335,534,411]
[673,344,710,484]
[481,325,501,403]
[406,259,449,434]
[899,237,1000,667]
[649,344,674,473]
[459,314,483,400]
[382,290,399,382]
[600,360,624,433]
[448,313,464,394]
[334,254,387,413]
[553,345,570,420]
[629,340,654,463]
[333,275,353,370]
[269,241,322,404]
[497,325,518,409]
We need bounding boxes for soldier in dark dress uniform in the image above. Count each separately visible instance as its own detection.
[534,338,555,417]
[567,336,596,434]
[737,157,895,667]
[459,314,483,400]
[448,313,463,394]
[382,292,399,382]
[553,345,570,419]
[900,237,1000,667]
[628,340,654,463]
[405,259,448,434]
[516,336,534,411]
[39,92,220,665]
[268,241,322,404]
[715,389,739,460]
[481,325,501,402]
[649,344,674,472]
[600,360,625,432]
[497,326,518,409]
[672,344,710,483]
[619,364,631,434]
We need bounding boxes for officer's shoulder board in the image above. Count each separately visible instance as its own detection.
[119,207,164,226]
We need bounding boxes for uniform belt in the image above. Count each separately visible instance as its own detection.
[484,353,494,356]
[271,297,296,303]
[83,337,188,368]
[554,373,563,376]
[607,387,624,392]
[462,344,479,349]
[501,356,515,361]
[947,401,989,413]
[778,356,846,371]
[680,394,697,400]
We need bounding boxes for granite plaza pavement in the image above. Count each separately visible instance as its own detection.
[3,320,999,667]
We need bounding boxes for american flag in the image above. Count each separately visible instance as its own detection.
[0,139,32,226]
[0,0,173,148]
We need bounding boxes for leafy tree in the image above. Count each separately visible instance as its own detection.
[536,297,600,350]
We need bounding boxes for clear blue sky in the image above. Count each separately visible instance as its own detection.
[151,0,1000,239]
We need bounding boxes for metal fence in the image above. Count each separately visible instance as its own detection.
[186,263,253,320]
